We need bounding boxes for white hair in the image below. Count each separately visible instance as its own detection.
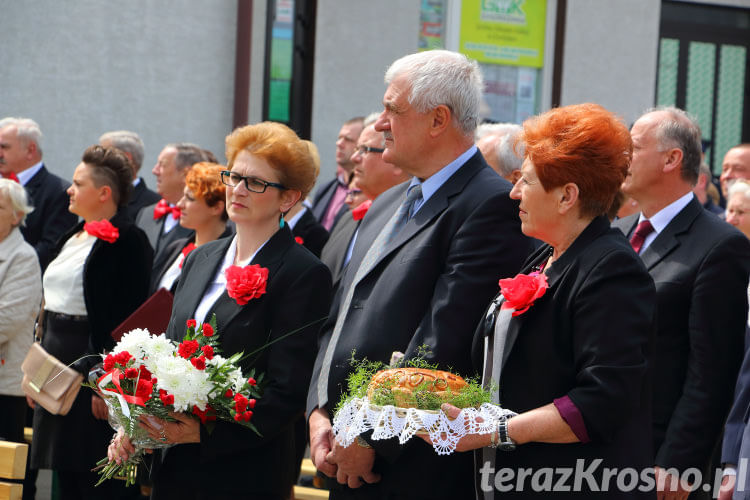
[475,122,522,141]
[385,50,483,137]
[0,117,43,155]
[496,129,525,177]
[0,178,34,226]
[99,130,145,171]
[728,179,750,202]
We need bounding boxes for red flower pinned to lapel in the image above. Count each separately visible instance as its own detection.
[499,271,548,317]
[294,236,304,245]
[84,219,119,243]
[179,242,197,268]
[225,264,269,306]
[352,200,372,221]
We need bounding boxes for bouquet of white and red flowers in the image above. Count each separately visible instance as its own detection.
[90,315,262,486]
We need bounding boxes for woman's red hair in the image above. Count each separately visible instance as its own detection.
[523,103,632,217]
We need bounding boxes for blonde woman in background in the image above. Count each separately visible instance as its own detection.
[0,179,42,444]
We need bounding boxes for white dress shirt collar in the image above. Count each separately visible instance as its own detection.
[16,161,44,186]
[637,192,694,253]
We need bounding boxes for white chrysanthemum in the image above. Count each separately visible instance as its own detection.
[113,328,152,360]
[229,368,246,392]
[171,370,212,412]
[206,354,226,368]
[153,356,212,412]
[141,335,177,372]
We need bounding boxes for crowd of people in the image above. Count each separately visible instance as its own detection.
[1,48,750,500]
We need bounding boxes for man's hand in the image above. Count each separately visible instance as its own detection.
[327,436,380,489]
[717,471,736,500]
[655,466,691,500]
[91,395,109,420]
[309,408,338,478]
[26,395,35,409]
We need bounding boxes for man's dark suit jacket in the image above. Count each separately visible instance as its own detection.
[20,165,78,271]
[613,197,750,472]
[474,216,656,499]
[152,227,332,499]
[148,225,233,295]
[722,327,750,468]
[311,177,348,227]
[124,177,160,222]
[135,201,194,274]
[307,152,533,499]
[291,207,329,258]
[319,213,359,288]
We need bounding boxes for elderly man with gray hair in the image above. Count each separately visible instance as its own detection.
[307,49,531,499]
[99,130,160,220]
[475,122,524,183]
[0,117,77,270]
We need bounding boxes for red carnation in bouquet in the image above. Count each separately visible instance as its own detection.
[178,339,200,359]
[90,317,267,487]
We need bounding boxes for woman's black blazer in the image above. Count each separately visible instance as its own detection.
[472,216,657,499]
[156,225,332,499]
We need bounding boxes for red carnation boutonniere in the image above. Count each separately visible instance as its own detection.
[225,264,269,306]
[294,236,304,245]
[352,199,372,221]
[84,219,119,243]
[498,271,548,317]
[179,242,197,268]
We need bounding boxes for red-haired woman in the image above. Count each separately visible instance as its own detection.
[109,122,332,500]
[432,104,656,498]
[150,162,232,294]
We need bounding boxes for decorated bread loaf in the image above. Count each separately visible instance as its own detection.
[367,367,468,408]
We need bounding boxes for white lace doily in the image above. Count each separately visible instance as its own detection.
[333,397,516,455]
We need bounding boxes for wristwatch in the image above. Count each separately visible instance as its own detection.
[496,416,516,451]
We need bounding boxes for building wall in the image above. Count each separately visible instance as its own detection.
[561,0,661,125]
[0,0,237,188]
[311,0,422,186]
[248,1,268,126]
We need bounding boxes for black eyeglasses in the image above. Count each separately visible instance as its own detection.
[220,170,287,193]
[353,145,385,157]
[345,188,362,198]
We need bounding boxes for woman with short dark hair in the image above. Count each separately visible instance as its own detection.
[30,145,152,499]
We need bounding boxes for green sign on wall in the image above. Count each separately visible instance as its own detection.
[460,0,546,68]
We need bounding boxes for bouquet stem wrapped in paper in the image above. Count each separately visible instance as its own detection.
[89,316,262,486]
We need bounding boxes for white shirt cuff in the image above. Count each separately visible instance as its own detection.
[723,466,737,477]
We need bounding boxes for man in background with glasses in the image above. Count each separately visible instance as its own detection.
[310,117,364,231]
[320,115,411,287]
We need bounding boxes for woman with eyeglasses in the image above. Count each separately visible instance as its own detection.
[108,122,332,500]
